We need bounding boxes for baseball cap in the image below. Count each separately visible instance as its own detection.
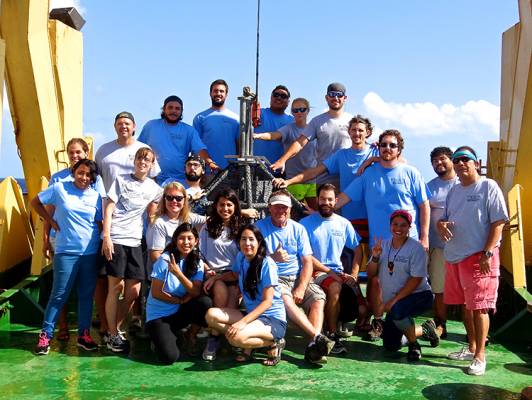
[114,111,135,123]
[327,82,346,94]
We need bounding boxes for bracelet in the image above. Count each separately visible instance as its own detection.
[369,255,380,263]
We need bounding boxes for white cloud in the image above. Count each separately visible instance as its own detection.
[362,92,500,140]
[49,0,85,16]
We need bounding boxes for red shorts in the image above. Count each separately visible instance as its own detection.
[443,248,500,311]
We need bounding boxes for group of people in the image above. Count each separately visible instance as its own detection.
[30,79,508,376]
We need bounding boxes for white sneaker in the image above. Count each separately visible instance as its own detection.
[448,346,474,361]
[467,357,486,375]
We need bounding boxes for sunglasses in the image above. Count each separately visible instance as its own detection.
[165,194,185,202]
[379,142,399,149]
[327,91,345,98]
[272,92,289,100]
[292,107,308,114]
[388,261,394,275]
[452,157,473,164]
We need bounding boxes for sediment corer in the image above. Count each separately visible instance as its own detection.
[238,86,257,157]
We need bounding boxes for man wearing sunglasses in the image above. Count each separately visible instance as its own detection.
[437,146,508,376]
[271,83,352,187]
[253,85,294,164]
[139,95,220,185]
[193,79,240,172]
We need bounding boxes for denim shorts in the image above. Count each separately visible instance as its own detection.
[257,315,287,341]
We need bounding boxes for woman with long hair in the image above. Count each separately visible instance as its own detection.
[205,224,287,366]
[145,223,212,365]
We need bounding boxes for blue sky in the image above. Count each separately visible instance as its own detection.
[1,0,519,181]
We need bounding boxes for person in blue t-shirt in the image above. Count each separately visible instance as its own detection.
[145,223,212,365]
[193,79,240,171]
[253,85,294,163]
[32,159,103,356]
[205,224,287,366]
[138,95,220,184]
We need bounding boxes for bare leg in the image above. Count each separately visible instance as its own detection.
[283,294,318,339]
[116,279,141,332]
[212,280,229,308]
[94,277,108,333]
[227,285,240,310]
[307,300,325,333]
[472,309,489,361]
[433,293,447,335]
[105,276,124,336]
[324,281,341,333]
[462,306,476,353]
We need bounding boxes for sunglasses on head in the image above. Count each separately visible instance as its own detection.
[327,91,345,98]
[452,157,473,164]
[379,142,399,149]
[272,92,289,100]
[164,194,185,202]
[388,261,395,275]
[292,107,308,114]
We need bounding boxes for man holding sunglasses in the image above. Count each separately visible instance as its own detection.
[271,83,352,187]
[438,146,508,376]
[253,85,294,164]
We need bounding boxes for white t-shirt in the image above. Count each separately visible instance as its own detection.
[146,213,206,251]
[199,225,239,272]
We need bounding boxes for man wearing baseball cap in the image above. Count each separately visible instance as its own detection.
[95,111,161,191]
[438,146,508,375]
[138,95,220,185]
[271,82,352,187]
[255,189,334,363]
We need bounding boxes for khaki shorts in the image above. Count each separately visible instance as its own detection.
[428,247,446,294]
[278,275,325,313]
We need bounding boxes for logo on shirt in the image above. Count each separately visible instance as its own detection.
[331,229,343,237]
[466,194,482,202]
[391,177,406,186]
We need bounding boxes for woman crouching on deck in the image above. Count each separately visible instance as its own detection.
[145,223,212,365]
[205,224,287,366]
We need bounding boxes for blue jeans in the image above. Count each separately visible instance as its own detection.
[382,290,434,351]
[42,253,98,337]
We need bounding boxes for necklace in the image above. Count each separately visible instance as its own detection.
[387,238,408,275]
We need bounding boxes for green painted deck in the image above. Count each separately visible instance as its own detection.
[0,320,529,400]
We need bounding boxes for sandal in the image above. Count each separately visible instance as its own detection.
[57,328,70,341]
[263,338,285,367]
[235,349,254,363]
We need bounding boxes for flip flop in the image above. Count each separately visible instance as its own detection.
[263,338,285,367]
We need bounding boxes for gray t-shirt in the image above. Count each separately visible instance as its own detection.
[146,213,206,251]
[95,139,161,192]
[107,174,163,247]
[199,225,239,272]
[377,238,431,303]
[427,176,459,249]
[278,123,317,180]
[443,177,508,263]
[302,111,353,184]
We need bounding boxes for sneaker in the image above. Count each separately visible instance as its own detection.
[35,331,50,355]
[421,319,440,348]
[304,342,326,364]
[118,330,128,342]
[107,334,127,353]
[467,357,486,375]
[439,323,448,339]
[77,330,98,351]
[202,336,220,361]
[99,331,110,345]
[336,321,353,338]
[407,341,422,361]
[315,334,335,356]
[448,346,474,361]
[364,318,384,341]
[328,334,347,355]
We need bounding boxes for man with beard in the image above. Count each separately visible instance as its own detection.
[271,83,353,186]
[422,147,458,340]
[253,85,294,164]
[336,129,431,341]
[256,190,334,363]
[193,79,240,171]
[138,95,219,185]
[300,184,367,355]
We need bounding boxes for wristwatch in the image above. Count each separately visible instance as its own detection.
[483,250,493,258]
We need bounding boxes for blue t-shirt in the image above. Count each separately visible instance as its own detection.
[232,252,286,322]
[255,217,312,276]
[300,213,360,273]
[38,181,102,255]
[138,119,207,183]
[253,108,293,163]
[323,145,379,220]
[146,253,205,322]
[344,163,430,247]
[427,176,459,249]
[193,108,239,169]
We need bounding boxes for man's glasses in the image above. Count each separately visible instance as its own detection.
[327,91,345,98]
[379,142,399,149]
[272,92,289,100]
[452,157,472,164]
[292,107,308,114]
[388,261,395,275]
[165,194,185,202]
